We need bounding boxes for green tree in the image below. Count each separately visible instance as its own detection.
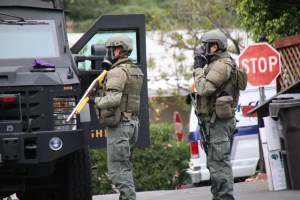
[64,0,166,32]
[146,0,243,102]
[236,0,300,43]
[149,0,243,54]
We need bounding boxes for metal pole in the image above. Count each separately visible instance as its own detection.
[258,86,266,174]
[259,87,266,104]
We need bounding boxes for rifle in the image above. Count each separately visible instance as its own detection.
[66,70,108,122]
[187,93,209,155]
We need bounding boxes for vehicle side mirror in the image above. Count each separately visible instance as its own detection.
[91,44,106,70]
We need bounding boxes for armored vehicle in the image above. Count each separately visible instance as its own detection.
[0,0,149,199]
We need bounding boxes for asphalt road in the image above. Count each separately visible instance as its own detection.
[93,181,300,200]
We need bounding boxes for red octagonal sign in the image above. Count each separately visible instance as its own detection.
[238,43,281,87]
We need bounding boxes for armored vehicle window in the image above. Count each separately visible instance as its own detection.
[0,20,59,59]
[77,30,138,71]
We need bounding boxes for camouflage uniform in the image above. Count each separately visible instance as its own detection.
[94,57,144,200]
[194,51,237,200]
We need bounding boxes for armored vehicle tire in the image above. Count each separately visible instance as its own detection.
[16,148,92,200]
[65,147,92,200]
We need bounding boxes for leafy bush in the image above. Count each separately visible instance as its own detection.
[90,149,116,195]
[133,123,190,191]
[90,122,190,195]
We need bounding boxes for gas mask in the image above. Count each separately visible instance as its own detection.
[202,42,220,59]
[101,47,118,71]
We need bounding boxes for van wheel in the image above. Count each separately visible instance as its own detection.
[65,147,92,200]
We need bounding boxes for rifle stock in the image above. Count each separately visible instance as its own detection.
[66,70,108,122]
[188,93,209,155]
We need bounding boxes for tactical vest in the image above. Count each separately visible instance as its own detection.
[217,57,240,108]
[202,56,239,122]
[119,63,144,114]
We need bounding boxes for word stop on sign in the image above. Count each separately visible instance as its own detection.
[241,56,278,74]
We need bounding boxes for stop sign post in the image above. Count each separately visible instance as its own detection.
[238,43,281,87]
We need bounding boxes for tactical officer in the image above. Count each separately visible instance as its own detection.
[92,33,144,200]
[193,29,238,200]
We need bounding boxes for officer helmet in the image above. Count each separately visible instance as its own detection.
[201,29,228,50]
[105,33,133,56]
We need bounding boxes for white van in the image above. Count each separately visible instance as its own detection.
[187,84,276,185]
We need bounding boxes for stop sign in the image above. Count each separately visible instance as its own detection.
[238,43,281,87]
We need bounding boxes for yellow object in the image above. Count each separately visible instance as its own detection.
[98,70,107,87]
[76,97,89,114]
[66,70,108,122]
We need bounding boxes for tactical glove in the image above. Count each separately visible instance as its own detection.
[194,46,207,69]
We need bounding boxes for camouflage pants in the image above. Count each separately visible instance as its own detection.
[107,118,139,200]
[206,117,236,200]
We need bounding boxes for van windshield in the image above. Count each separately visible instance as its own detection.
[0,20,59,59]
